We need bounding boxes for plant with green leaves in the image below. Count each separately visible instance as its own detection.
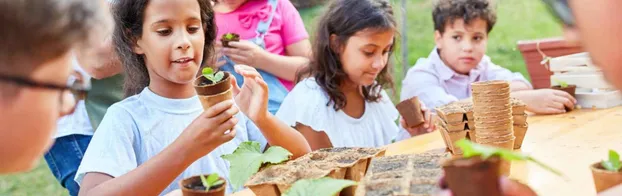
[456,139,563,177]
[553,78,569,88]
[224,33,235,40]
[199,173,225,192]
[282,177,357,196]
[221,141,292,190]
[201,67,225,84]
[601,150,622,172]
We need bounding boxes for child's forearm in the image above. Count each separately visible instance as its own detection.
[255,51,309,81]
[255,113,311,158]
[81,141,206,196]
[510,81,532,91]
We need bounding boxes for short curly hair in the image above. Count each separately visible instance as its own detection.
[432,0,497,34]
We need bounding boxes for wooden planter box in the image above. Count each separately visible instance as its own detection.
[517,37,583,89]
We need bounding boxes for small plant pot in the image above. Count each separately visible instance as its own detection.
[180,175,226,196]
[513,124,528,149]
[194,72,232,110]
[442,156,502,196]
[591,162,622,193]
[552,85,577,111]
[221,33,240,48]
[396,97,425,127]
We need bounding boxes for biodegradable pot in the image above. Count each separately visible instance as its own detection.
[517,38,583,89]
[194,72,232,110]
[591,162,622,193]
[443,156,502,196]
[513,124,528,149]
[552,85,577,111]
[397,97,425,127]
[180,175,226,196]
[220,33,240,48]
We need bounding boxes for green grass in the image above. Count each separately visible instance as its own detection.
[0,159,67,196]
[0,0,563,195]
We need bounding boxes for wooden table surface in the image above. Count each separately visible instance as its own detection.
[227,107,622,196]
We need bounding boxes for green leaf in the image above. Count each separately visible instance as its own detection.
[602,150,622,172]
[202,67,214,76]
[206,173,220,186]
[200,174,210,191]
[282,177,357,196]
[455,139,563,176]
[553,78,568,88]
[221,141,292,190]
[225,33,234,40]
[213,71,224,83]
[213,179,225,187]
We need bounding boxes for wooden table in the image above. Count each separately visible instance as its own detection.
[227,107,622,196]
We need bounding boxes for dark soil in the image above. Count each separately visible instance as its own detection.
[185,180,224,192]
[409,183,438,195]
[364,180,404,196]
[369,159,408,173]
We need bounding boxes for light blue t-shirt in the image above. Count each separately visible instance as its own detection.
[75,88,267,195]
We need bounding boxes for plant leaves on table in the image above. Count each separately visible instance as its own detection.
[221,141,292,190]
[601,149,622,172]
[455,139,563,177]
[282,177,357,196]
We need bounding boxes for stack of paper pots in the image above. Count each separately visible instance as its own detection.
[471,80,515,175]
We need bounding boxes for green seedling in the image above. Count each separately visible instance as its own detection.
[199,173,225,192]
[221,141,292,190]
[601,150,622,172]
[553,78,569,88]
[202,67,225,84]
[282,177,357,196]
[456,139,563,177]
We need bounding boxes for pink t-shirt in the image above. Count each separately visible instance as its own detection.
[215,0,309,90]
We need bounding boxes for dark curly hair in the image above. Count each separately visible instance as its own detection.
[113,0,217,96]
[297,0,396,111]
[433,0,497,34]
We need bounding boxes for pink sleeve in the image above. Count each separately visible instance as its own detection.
[278,0,309,46]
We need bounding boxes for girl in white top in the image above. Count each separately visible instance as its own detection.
[75,0,310,195]
[276,0,435,150]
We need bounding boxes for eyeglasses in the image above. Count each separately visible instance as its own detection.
[541,0,575,27]
[0,71,91,115]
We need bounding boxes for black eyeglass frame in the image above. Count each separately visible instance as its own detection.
[541,0,576,27]
[0,73,90,99]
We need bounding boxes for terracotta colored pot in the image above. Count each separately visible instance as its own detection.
[396,96,425,127]
[180,175,226,196]
[194,72,232,110]
[443,156,502,196]
[591,162,622,193]
[517,37,583,89]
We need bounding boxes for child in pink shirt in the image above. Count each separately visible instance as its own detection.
[401,0,577,115]
[213,0,311,114]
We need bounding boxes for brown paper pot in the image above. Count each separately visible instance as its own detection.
[343,159,369,196]
[591,162,622,193]
[476,131,514,140]
[474,122,513,131]
[512,106,527,115]
[397,97,425,127]
[442,156,502,196]
[552,85,577,111]
[471,87,511,95]
[180,175,226,196]
[474,115,513,124]
[478,138,515,150]
[475,134,515,144]
[513,124,528,149]
[467,130,477,143]
[440,129,468,155]
[472,80,510,91]
[220,33,240,48]
[248,184,280,196]
[513,114,528,125]
[473,104,512,112]
[197,89,233,110]
[471,93,511,101]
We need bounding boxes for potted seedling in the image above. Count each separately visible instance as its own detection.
[194,67,232,110]
[551,79,577,97]
[442,139,562,196]
[180,173,226,196]
[591,150,622,193]
[396,96,425,128]
[221,33,240,48]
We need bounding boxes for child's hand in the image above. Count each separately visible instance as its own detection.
[401,101,436,137]
[223,40,267,67]
[516,89,577,114]
[230,65,269,122]
[178,100,239,159]
[210,41,226,68]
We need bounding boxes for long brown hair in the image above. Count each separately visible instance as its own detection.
[297,0,396,111]
[113,0,217,96]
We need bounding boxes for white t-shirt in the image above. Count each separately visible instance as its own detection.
[276,78,400,147]
[54,57,94,138]
[75,88,267,195]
